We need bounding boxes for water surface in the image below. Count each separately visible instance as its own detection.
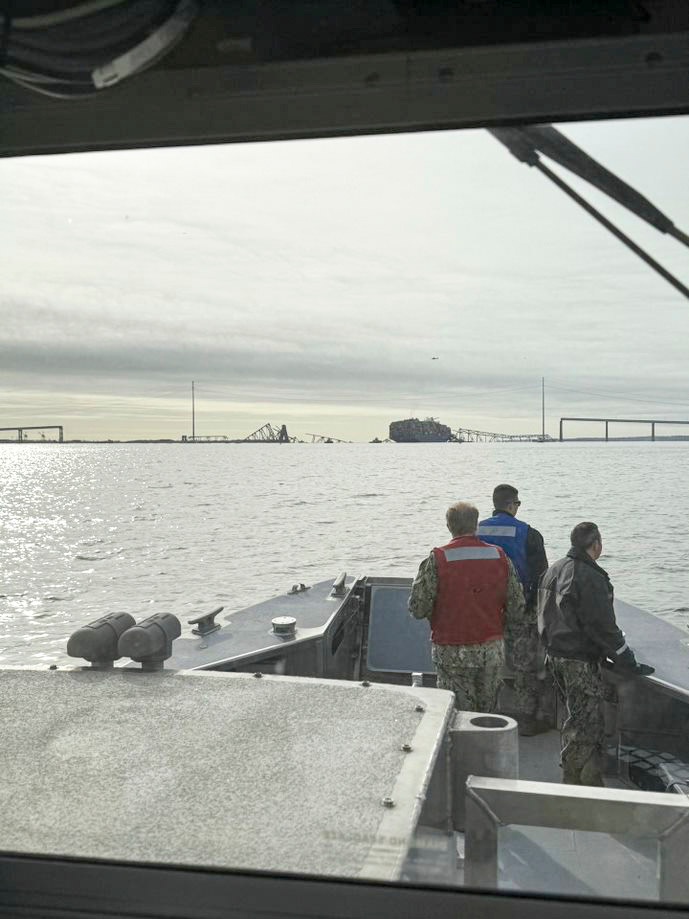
[1,441,687,665]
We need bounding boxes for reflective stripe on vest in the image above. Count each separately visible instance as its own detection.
[431,536,508,646]
[443,546,501,561]
[478,525,516,537]
[478,512,529,587]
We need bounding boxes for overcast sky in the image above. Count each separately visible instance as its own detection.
[2,115,688,441]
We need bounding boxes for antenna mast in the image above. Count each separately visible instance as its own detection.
[541,376,545,441]
[192,381,195,442]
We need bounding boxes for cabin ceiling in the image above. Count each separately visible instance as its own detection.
[2,0,689,156]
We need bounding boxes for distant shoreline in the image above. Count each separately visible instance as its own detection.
[3,437,689,445]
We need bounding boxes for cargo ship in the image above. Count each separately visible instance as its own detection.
[389,418,453,443]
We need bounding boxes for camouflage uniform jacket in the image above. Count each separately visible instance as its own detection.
[409,551,528,668]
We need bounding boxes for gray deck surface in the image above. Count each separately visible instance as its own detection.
[167,584,683,691]
[0,668,452,879]
[494,728,659,899]
[492,596,689,900]
[498,822,658,900]
[168,577,353,670]
[518,727,563,784]
[615,599,689,693]
[3,586,684,896]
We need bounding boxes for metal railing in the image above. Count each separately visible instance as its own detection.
[464,776,689,900]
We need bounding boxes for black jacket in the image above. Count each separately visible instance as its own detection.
[525,524,548,605]
[537,548,626,663]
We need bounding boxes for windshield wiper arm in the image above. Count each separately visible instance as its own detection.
[490,124,689,301]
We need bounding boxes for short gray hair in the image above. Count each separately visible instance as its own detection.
[446,502,479,537]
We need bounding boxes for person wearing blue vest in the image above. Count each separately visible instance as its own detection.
[478,483,549,735]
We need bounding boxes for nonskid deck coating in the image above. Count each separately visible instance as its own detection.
[0,668,452,878]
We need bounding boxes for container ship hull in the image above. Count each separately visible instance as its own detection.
[389,418,452,443]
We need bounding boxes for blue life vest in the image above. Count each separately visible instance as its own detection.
[477,512,530,588]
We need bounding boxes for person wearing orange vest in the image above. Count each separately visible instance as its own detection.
[409,501,525,711]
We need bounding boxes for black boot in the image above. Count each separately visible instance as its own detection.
[518,717,550,737]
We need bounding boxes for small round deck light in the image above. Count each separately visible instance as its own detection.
[271,616,297,639]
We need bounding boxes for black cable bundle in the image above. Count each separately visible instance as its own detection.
[1,0,198,98]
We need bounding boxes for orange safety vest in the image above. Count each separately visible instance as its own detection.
[431,535,509,645]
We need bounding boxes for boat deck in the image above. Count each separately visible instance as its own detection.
[467,728,660,900]
[17,579,688,903]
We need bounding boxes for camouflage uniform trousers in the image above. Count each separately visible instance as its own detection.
[548,656,605,786]
[507,622,547,718]
[432,638,504,712]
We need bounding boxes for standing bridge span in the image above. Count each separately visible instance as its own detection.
[0,426,64,442]
[559,417,689,441]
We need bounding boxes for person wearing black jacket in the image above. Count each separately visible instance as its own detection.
[538,521,654,786]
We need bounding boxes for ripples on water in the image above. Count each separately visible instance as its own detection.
[1,442,687,665]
